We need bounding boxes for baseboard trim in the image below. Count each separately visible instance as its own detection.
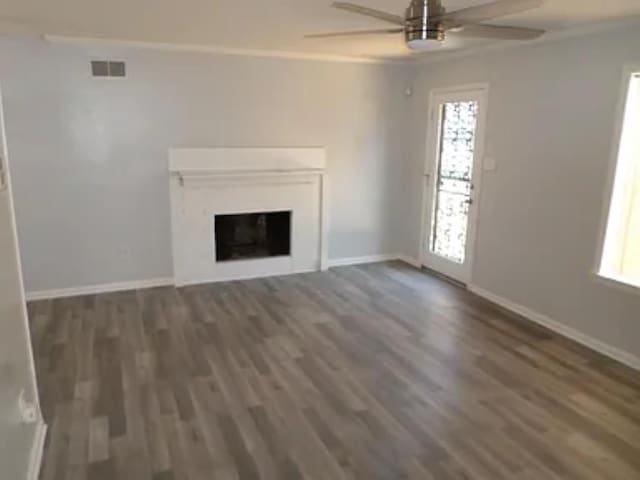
[396,254,422,268]
[25,256,423,300]
[468,284,640,371]
[328,254,421,268]
[27,421,47,480]
[328,254,399,268]
[175,268,319,287]
[26,277,175,301]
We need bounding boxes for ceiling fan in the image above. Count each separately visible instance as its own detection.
[306,0,545,51]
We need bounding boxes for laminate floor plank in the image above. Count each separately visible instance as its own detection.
[30,262,640,479]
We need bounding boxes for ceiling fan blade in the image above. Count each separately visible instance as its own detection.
[435,0,543,26]
[305,28,404,39]
[331,2,405,25]
[448,24,544,40]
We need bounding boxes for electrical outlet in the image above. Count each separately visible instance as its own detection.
[18,390,38,424]
[118,246,132,261]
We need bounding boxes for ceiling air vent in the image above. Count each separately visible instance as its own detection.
[91,60,126,78]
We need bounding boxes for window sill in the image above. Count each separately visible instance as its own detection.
[593,272,640,297]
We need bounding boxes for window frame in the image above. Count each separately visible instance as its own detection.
[594,64,640,295]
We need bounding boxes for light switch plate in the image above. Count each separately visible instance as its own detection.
[483,156,497,171]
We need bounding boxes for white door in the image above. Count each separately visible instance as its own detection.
[0,88,42,478]
[421,86,488,284]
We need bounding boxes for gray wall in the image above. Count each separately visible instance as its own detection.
[2,25,640,366]
[402,24,640,360]
[0,38,411,292]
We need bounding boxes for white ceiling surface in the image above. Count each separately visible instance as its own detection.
[1,0,639,59]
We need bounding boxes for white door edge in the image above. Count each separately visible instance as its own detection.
[418,84,489,284]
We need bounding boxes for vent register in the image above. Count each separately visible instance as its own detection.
[90,60,126,78]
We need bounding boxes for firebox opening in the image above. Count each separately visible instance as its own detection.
[214,211,292,262]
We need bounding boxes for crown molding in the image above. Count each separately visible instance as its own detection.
[36,15,640,67]
[43,34,408,65]
[412,16,640,65]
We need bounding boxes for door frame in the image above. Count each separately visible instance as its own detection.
[418,83,489,284]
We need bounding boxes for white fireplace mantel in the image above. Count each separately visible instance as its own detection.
[169,147,326,178]
[169,148,329,286]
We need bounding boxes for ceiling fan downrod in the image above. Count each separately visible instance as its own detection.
[405,0,445,48]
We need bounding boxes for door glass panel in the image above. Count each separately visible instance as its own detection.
[430,100,479,263]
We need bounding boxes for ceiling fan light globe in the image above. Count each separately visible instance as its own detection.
[407,38,442,50]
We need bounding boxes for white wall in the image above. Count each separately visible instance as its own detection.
[0,87,41,480]
[402,24,640,361]
[0,38,411,293]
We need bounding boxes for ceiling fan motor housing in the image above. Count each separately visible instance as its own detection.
[405,0,445,43]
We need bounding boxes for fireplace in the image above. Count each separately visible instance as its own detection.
[169,147,327,285]
[215,211,291,262]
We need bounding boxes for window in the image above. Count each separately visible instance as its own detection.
[599,71,640,288]
[430,100,478,264]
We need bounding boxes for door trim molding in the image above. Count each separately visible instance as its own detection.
[418,83,490,283]
[27,421,48,480]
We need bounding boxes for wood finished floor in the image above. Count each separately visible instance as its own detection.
[28,262,640,480]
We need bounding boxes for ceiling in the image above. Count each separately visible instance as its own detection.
[1,0,639,60]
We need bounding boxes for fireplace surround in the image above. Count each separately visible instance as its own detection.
[169,148,327,286]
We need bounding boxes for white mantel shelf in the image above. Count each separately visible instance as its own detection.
[169,147,326,177]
